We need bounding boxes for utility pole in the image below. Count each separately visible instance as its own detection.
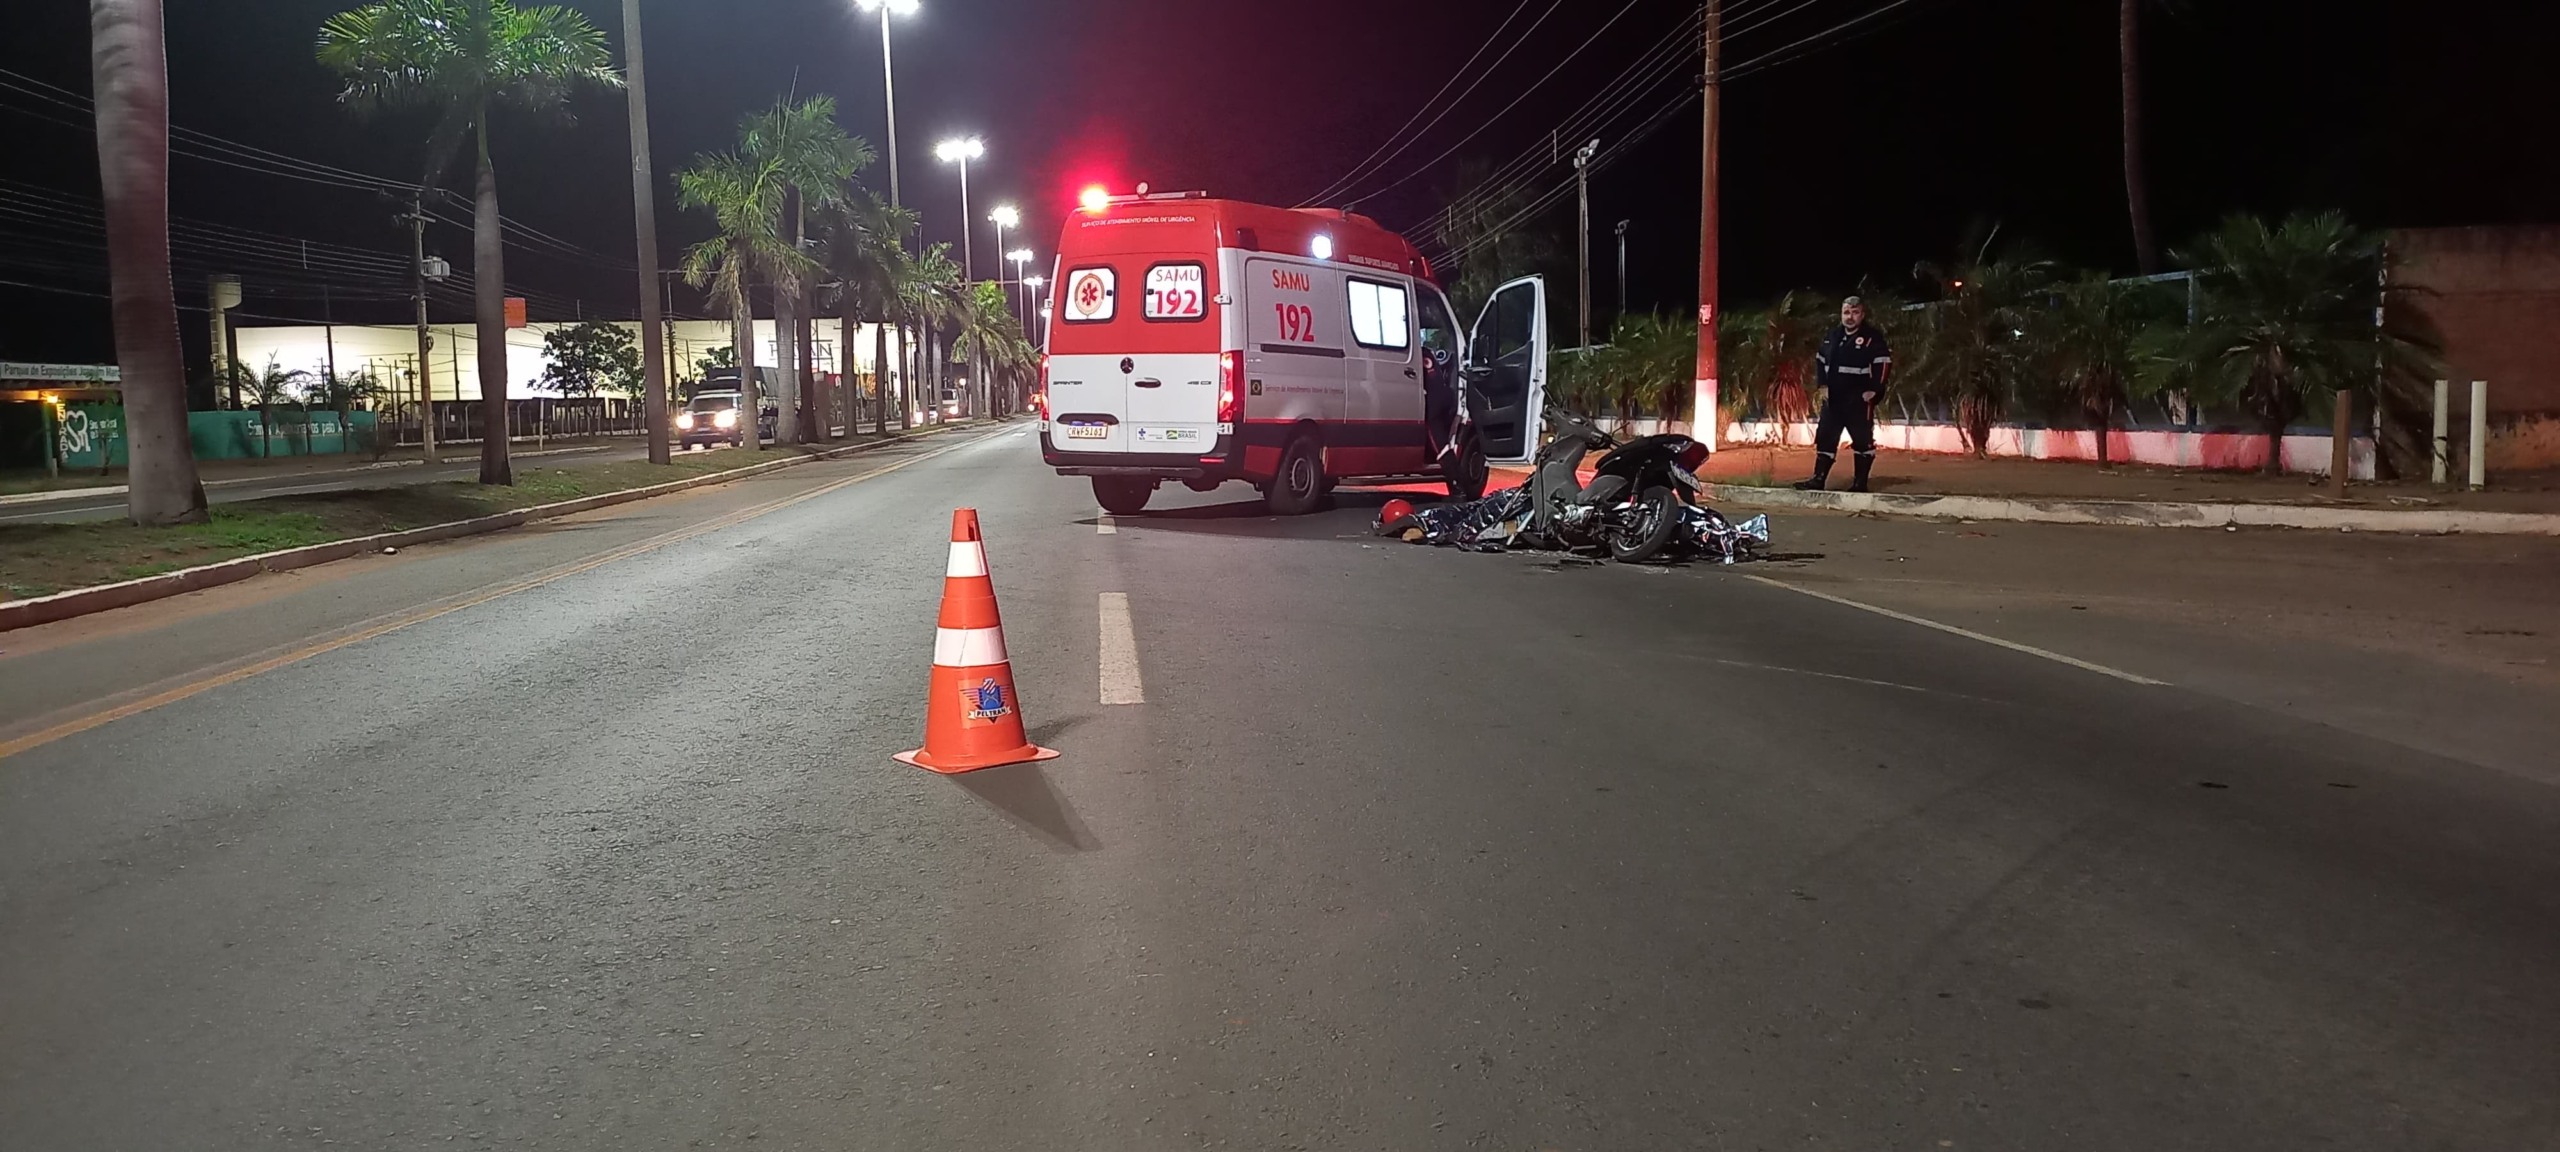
[1616,220,1631,321]
[1574,138,1599,350]
[1691,0,1723,448]
[403,191,440,464]
[626,0,670,461]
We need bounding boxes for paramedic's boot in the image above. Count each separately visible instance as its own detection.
[1849,454,1874,493]
[1792,457,1833,491]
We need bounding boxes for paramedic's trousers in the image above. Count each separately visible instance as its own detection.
[1812,396,1876,478]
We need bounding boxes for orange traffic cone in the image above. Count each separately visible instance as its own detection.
[894,509,1061,774]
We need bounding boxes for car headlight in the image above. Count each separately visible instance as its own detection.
[675,412,695,430]
[713,409,738,429]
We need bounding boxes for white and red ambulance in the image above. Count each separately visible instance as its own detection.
[1037,191,1549,515]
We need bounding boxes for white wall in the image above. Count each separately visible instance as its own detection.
[231,319,895,403]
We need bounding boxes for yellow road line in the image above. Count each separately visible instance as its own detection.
[0,432,997,762]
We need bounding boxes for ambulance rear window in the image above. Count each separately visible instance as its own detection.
[1142,263,1207,322]
[1060,266,1117,323]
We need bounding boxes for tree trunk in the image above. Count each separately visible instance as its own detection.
[873,318,890,434]
[732,280,761,451]
[90,0,205,525]
[895,325,911,430]
[472,127,513,485]
[773,270,800,446]
[2120,0,2161,276]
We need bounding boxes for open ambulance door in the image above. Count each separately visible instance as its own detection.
[1461,275,1548,465]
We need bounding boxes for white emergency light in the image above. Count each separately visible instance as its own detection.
[1310,234,1333,261]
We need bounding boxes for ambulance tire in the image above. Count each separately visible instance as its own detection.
[1446,432,1489,501]
[1093,477,1154,516]
[1265,435,1326,516]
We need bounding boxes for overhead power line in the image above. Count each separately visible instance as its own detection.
[1294,0,1564,209]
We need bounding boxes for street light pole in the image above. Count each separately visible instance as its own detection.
[1573,137,1599,350]
[1616,219,1631,321]
[622,0,669,464]
[936,137,985,280]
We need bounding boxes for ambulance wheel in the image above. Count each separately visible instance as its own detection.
[1182,478,1222,493]
[1093,477,1153,516]
[1446,432,1489,501]
[1265,436,1326,515]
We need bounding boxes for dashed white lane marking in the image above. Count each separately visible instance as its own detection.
[1096,512,1117,535]
[1098,592,1145,704]
[1712,659,2005,703]
[1744,575,2167,687]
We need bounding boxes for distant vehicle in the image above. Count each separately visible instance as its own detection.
[673,387,776,449]
[1038,190,1548,516]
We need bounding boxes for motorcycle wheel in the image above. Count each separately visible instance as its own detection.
[1607,486,1683,564]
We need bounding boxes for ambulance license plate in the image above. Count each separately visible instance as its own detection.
[1063,424,1110,439]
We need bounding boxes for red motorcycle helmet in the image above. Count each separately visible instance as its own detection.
[1375,498,1418,536]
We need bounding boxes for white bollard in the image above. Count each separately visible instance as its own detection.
[2431,379,2449,485]
[2468,380,2489,491]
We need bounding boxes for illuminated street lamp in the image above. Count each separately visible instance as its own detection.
[853,0,920,217]
[934,136,985,279]
[1020,274,1047,344]
[988,203,1018,290]
[1006,247,1035,327]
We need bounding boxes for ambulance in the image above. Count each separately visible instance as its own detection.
[1037,190,1548,515]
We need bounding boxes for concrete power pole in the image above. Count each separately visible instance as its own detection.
[404,192,440,464]
[1692,0,1722,448]
[1574,138,1599,350]
[623,0,671,465]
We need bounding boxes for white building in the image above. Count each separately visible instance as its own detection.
[230,318,899,405]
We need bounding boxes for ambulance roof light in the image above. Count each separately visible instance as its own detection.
[1079,185,1111,213]
[1310,234,1334,261]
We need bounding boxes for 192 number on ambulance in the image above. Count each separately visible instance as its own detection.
[1144,265,1204,319]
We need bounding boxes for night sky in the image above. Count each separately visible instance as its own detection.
[0,0,2547,371]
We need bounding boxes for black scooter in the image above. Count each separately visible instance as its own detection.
[1522,407,1713,563]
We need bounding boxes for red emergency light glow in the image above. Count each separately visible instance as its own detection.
[1217,351,1243,424]
[1079,185,1111,213]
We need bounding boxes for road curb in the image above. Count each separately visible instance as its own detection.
[0,423,986,634]
[1698,484,2560,535]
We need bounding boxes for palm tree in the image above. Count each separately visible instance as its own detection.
[2147,212,2439,474]
[904,242,965,421]
[2120,0,2162,275]
[1719,290,1831,437]
[2032,274,2163,469]
[952,280,1030,417]
[1909,233,2054,458]
[820,191,917,434]
[91,0,207,524]
[240,357,312,457]
[319,0,620,485]
[739,96,872,443]
[676,148,802,451]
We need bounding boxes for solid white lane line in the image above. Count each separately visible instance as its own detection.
[1744,575,2168,687]
[1096,513,1117,535]
[1098,592,1145,704]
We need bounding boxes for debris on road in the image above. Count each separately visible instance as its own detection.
[1374,495,1772,564]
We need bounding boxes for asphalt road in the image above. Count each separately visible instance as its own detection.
[3,423,2556,1150]
[0,440,659,524]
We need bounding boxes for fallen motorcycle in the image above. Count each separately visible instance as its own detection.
[1377,407,1770,563]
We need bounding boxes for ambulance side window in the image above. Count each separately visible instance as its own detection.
[1416,291,1456,366]
[1346,278,1410,351]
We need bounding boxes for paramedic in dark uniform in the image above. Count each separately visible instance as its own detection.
[1797,295,1892,492]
